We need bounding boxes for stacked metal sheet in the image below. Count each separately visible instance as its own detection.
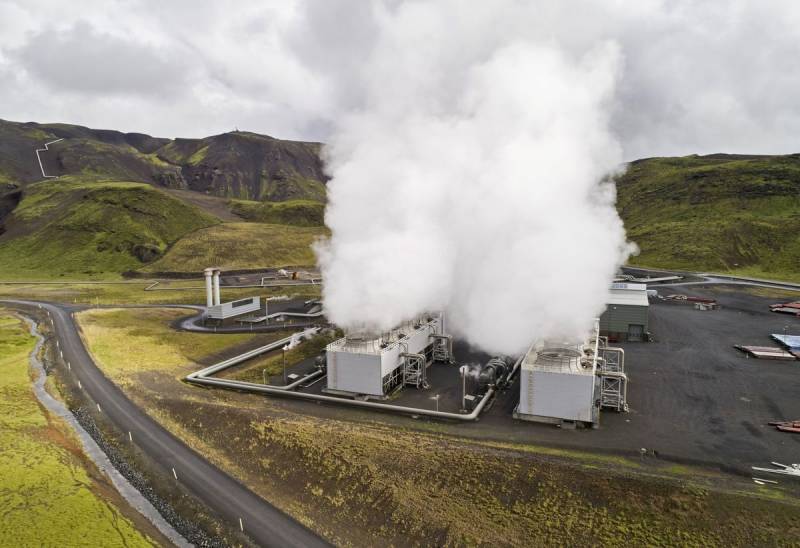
[734,345,797,360]
[771,334,800,358]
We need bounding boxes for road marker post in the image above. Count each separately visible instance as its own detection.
[172,467,178,480]
[78,380,82,389]
[239,518,243,532]
[97,403,101,413]
[128,431,133,442]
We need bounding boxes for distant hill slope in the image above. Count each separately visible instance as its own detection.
[616,154,800,282]
[139,222,327,274]
[230,199,324,227]
[0,119,327,202]
[0,178,218,279]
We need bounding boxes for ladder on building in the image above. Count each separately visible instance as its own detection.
[430,334,453,363]
[401,353,428,389]
[598,347,628,412]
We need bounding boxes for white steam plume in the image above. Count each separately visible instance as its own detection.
[316,3,636,355]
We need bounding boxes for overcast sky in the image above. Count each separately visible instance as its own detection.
[1,0,799,159]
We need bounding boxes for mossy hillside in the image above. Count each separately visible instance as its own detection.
[616,154,800,281]
[139,222,326,273]
[257,174,327,202]
[155,131,327,201]
[0,179,219,279]
[0,311,154,546]
[53,138,178,182]
[230,199,325,226]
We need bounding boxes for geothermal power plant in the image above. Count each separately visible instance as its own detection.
[185,269,648,428]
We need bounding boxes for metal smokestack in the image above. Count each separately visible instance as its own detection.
[204,268,214,308]
[213,270,221,306]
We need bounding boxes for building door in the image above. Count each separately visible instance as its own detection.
[628,324,644,342]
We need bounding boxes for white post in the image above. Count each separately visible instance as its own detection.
[204,268,214,308]
[213,270,221,306]
[460,365,467,412]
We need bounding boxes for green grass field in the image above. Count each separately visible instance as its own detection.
[0,278,323,306]
[76,308,277,384]
[0,310,155,546]
[617,154,800,282]
[139,222,326,273]
[0,179,218,280]
[230,198,325,226]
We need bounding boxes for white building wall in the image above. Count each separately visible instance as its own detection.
[519,369,596,422]
[328,351,383,395]
[207,297,261,320]
[326,315,442,396]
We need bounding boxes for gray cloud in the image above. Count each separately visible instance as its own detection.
[13,20,191,96]
[0,0,798,157]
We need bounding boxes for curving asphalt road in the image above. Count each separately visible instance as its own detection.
[2,299,329,548]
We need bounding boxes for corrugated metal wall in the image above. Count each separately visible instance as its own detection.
[599,304,648,334]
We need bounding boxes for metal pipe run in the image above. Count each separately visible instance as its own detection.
[187,373,497,421]
[185,339,522,421]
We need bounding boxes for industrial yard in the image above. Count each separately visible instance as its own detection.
[4,261,800,545]
[44,275,796,544]
[3,4,800,543]
[175,277,800,473]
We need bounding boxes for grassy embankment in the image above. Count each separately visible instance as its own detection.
[139,222,327,273]
[617,154,800,283]
[0,178,218,280]
[0,310,156,546]
[0,178,325,282]
[0,278,322,306]
[76,308,284,386]
[75,307,800,546]
[230,198,325,227]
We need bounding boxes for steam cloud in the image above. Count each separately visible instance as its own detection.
[316,3,636,354]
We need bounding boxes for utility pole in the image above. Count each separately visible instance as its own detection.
[282,345,288,385]
[460,365,467,412]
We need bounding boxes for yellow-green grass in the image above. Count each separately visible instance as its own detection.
[618,154,800,283]
[76,308,276,384]
[0,310,155,546]
[230,199,325,227]
[139,222,327,273]
[0,178,218,280]
[0,278,322,306]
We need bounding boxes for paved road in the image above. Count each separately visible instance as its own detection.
[1,299,329,548]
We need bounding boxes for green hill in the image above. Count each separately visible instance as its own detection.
[0,179,218,279]
[230,199,324,226]
[617,154,800,282]
[139,222,327,274]
[0,119,327,202]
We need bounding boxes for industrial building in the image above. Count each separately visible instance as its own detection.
[514,320,628,428]
[203,268,262,322]
[325,313,452,398]
[600,282,650,342]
